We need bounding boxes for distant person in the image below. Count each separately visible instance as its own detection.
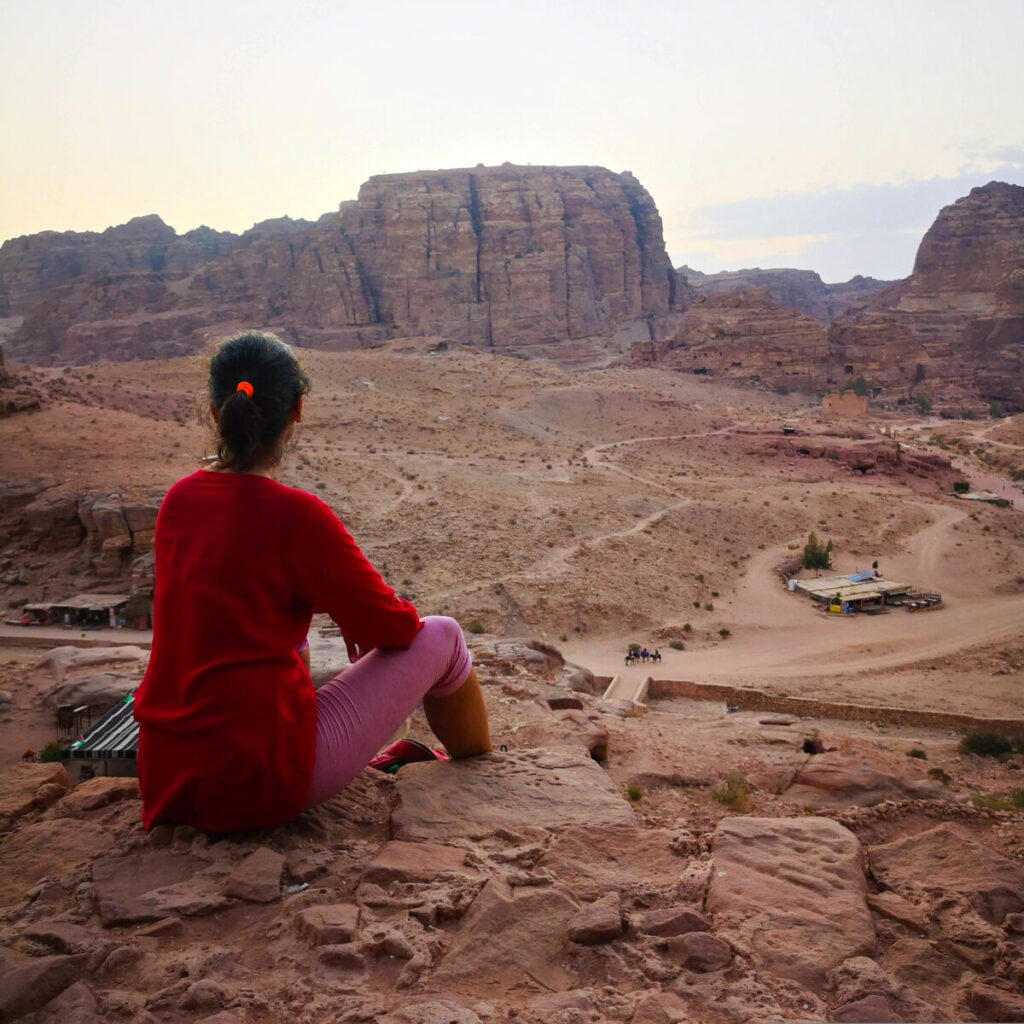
[134,331,491,832]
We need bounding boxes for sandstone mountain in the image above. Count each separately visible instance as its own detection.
[679,266,893,323]
[827,181,1024,410]
[3,166,680,366]
[631,287,828,391]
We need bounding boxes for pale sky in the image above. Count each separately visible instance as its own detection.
[3,0,1023,282]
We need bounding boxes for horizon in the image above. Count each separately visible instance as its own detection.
[3,0,1023,282]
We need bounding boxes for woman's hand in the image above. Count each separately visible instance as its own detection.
[345,637,367,664]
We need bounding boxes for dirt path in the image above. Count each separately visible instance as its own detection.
[565,495,1024,686]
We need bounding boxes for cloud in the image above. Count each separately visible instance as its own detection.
[676,159,1024,282]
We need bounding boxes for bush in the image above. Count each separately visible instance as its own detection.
[802,531,834,570]
[915,392,932,414]
[626,784,643,802]
[959,730,1013,757]
[851,376,869,397]
[971,792,1016,811]
[712,772,751,812]
[669,640,685,651]
[718,627,731,638]
[990,402,1005,418]
[40,741,63,763]
[927,766,952,786]
[953,481,970,494]
[683,623,692,633]
[907,748,927,759]
[467,621,486,635]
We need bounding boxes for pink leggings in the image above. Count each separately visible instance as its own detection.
[304,615,472,808]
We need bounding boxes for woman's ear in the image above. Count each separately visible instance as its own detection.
[209,402,219,424]
[291,397,303,423]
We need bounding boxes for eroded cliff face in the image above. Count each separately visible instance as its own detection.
[828,182,1024,410]
[679,267,892,324]
[632,287,828,391]
[5,166,679,366]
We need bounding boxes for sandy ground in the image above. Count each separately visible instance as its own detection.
[2,342,1023,734]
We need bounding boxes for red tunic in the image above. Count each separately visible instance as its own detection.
[134,470,420,831]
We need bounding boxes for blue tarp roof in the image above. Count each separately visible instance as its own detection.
[846,571,875,583]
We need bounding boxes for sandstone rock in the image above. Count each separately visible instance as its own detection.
[317,943,365,970]
[637,905,710,937]
[966,980,1024,1022]
[567,891,622,945]
[434,876,579,994]
[707,816,875,990]
[869,823,1024,924]
[1004,912,1024,934]
[295,903,360,945]
[826,955,899,1005]
[378,1002,482,1024]
[0,953,89,1021]
[536,825,684,900]
[634,287,828,391]
[9,166,678,368]
[391,747,632,842]
[223,847,284,903]
[661,931,732,972]
[0,760,70,829]
[0,817,112,908]
[136,916,184,938]
[782,753,951,808]
[180,978,224,1012]
[362,840,476,886]
[59,775,139,813]
[828,181,1024,411]
[46,671,137,707]
[866,890,930,933]
[831,994,898,1022]
[95,533,133,577]
[91,850,196,926]
[882,935,967,993]
[32,980,97,1024]
[24,492,84,550]
[35,644,148,685]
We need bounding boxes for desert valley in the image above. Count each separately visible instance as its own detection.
[0,166,1022,1024]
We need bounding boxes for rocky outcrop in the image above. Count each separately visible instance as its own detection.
[7,166,680,366]
[680,266,893,323]
[0,215,242,318]
[828,181,1024,410]
[632,287,828,390]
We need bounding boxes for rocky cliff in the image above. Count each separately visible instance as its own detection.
[632,287,829,391]
[828,181,1024,410]
[679,266,893,323]
[5,166,679,366]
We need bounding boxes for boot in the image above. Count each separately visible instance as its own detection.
[422,669,492,758]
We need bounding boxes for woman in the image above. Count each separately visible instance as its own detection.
[134,331,491,831]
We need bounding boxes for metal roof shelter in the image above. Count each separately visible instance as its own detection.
[794,574,911,605]
[64,693,138,771]
[52,593,130,611]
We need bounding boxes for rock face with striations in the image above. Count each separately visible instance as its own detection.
[6,166,680,367]
[679,266,892,323]
[827,181,1024,410]
[632,287,828,390]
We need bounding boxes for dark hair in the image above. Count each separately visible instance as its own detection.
[206,331,310,472]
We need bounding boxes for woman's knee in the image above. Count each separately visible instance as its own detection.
[417,615,466,652]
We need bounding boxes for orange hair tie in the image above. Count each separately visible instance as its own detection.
[236,381,254,398]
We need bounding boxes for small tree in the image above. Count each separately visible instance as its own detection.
[851,376,869,397]
[915,392,932,414]
[802,531,834,570]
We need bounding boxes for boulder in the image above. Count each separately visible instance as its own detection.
[567,891,622,945]
[59,776,139,813]
[25,492,83,550]
[0,954,90,1022]
[661,931,732,972]
[0,818,114,908]
[781,753,952,808]
[966,980,1024,1023]
[869,823,1024,925]
[222,847,284,903]
[637,905,710,937]
[433,876,579,994]
[295,904,360,946]
[362,840,477,886]
[707,816,875,990]
[536,825,685,900]
[391,748,633,842]
[0,760,70,830]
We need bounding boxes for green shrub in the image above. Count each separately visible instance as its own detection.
[683,623,692,633]
[959,730,1013,757]
[669,640,685,651]
[802,531,834,570]
[719,627,731,638]
[971,792,1016,811]
[40,741,63,763]
[907,748,927,760]
[927,766,952,785]
[915,392,932,414]
[711,772,751,812]
[467,621,485,635]
[626,784,643,802]
[953,481,970,494]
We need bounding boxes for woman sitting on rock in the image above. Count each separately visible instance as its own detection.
[134,330,491,831]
